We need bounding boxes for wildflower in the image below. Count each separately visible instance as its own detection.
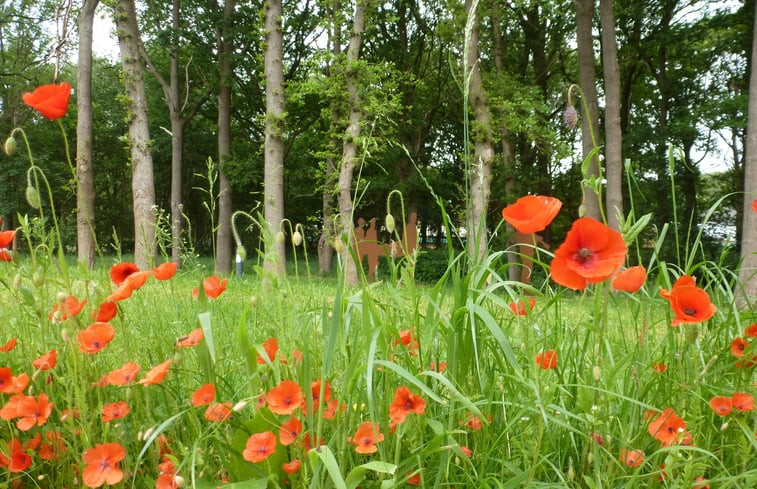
[104,362,141,386]
[138,359,172,386]
[460,446,472,458]
[152,262,177,281]
[389,386,426,425]
[204,402,232,422]
[257,337,278,364]
[501,195,562,234]
[49,295,87,322]
[731,338,748,357]
[192,384,216,407]
[242,431,277,463]
[0,338,16,352]
[23,82,72,120]
[1,393,54,430]
[709,396,732,416]
[647,408,686,445]
[78,322,116,354]
[550,217,627,290]
[753,198,757,213]
[82,442,126,487]
[0,369,28,394]
[394,329,419,352]
[267,380,304,415]
[0,229,15,248]
[2,439,32,473]
[509,298,536,316]
[282,459,301,474]
[102,401,130,422]
[406,472,422,485]
[92,302,118,322]
[39,431,65,461]
[620,448,645,468]
[32,349,57,370]
[176,328,203,347]
[106,283,134,302]
[279,417,302,446]
[732,392,755,411]
[611,266,647,293]
[535,349,558,370]
[694,476,710,489]
[192,276,228,299]
[110,262,140,286]
[322,399,342,420]
[669,283,717,327]
[310,379,332,411]
[350,421,384,454]
[462,413,484,430]
[652,362,667,373]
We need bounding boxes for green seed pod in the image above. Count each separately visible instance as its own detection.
[26,186,41,209]
[4,136,17,156]
[236,244,247,261]
[292,231,303,246]
[385,213,396,234]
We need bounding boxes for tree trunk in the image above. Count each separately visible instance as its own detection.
[114,0,156,269]
[574,0,601,221]
[465,0,494,263]
[169,0,184,265]
[336,0,367,286]
[264,0,286,280]
[739,5,757,304]
[76,0,99,268]
[600,0,623,230]
[215,0,235,275]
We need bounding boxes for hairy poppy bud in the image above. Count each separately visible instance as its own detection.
[292,231,303,246]
[564,105,578,129]
[56,291,68,303]
[334,238,345,253]
[275,231,285,244]
[4,136,17,156]
[26,186,41,209]
[236,245,247,261]
[385,213,396,234]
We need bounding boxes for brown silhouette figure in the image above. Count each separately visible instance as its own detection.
[513,231,549,284]
[354,212,418,281]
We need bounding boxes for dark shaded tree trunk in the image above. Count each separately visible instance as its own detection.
[600,0,623,229]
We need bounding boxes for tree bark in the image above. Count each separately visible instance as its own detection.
[465,0,494,263]
[574,0,601,221]
[739,5,757,304]
[76,0,99,268]
[215,0,235,275]
[169,0,184,265]
[600,0,623,230]
[337,0,367,286]
[114,0,156,269]
[264,0,286,280]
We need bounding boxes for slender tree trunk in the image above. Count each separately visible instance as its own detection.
[600,0,623,230]
[337,0,367,286]
[264,0,286,280]
[215,0,235,275]
[465,0,494,263]
[574,0,601,221]
[76,0,98,268]
[739,5,757,304]
[114,0,156,269]
[169,0,184,264]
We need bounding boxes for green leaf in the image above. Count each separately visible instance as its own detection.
[308,445,347,489]
[198,311,216,365]
[345,461,397,489]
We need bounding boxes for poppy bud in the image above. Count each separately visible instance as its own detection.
[142,426,155,441]
[26,186,41,209]
[276,231,285,244]
[250,295,258,308]
[174,475,185,487]
[236,245,247,261]
[578,203,586,217]
[4,136,16,156]
[233,400,249,412]
[292,231,303,246]
[592,365,601,381]
[334,238,345,253]
[564,104,578,129]
[385,213,396,234]
[56,291,68,303]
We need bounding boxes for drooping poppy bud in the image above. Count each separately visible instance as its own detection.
[4,136,17,156]
[385,213,396,234]
[292,231,303,246]
[564,104,578,129]
[276,231,286,244]
[236,245,247,261]
[25,186,41,209]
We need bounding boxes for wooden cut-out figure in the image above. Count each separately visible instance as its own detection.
[354,212,418,282]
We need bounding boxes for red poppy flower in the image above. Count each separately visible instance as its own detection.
[110,262,140,286]
[406,473,422,485]
[350,421,384,454]
[550,217,627,290]
[694,476,710,489]
[279,416,302,446]
[0,229,13,248]
[389,386,426,425]
[257,337,278,364]
[49,295,87,322]
[82,442,126,487]
[753,198,757,213]
[731,338,748,357]
[732,392,755,411]
[709,396,732,416]
[104,362,141,386]
[310,379,332,411]
[620,448,645,468]
[394,329,419,352]
[32,349,57,370]
[501,195,562,234]
[322,399,343,420]
[106,283,134,303]
[102,401,130,422]
[152,262,177,281]
[669,284,717,327]
[2,439,31,473]
[3,393,54,431]
[242,431,277,463]
[0,338,17,352]
[124,270,150,291]
[92,301,118,322]
[0,249,11,262]
[745,323,757,337]
[0,369,28,394]
[659,275,696,300]
[611,266,647,293]
[509,298,536,315]
[282,459,301,474]
[652,362,667,373]
[267,380,304,415]
[462,413,484,430]
[78,322,116,354]
[38,431,65,461]
[535,349,558,370]
[156,473,181,489]
[192,384,216,407]
[176,328,203,347]
[22,82,72,120]
[138,359,172,386]
[204,402,232,422]
[648,408,686,445]
[192,276,228,299]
